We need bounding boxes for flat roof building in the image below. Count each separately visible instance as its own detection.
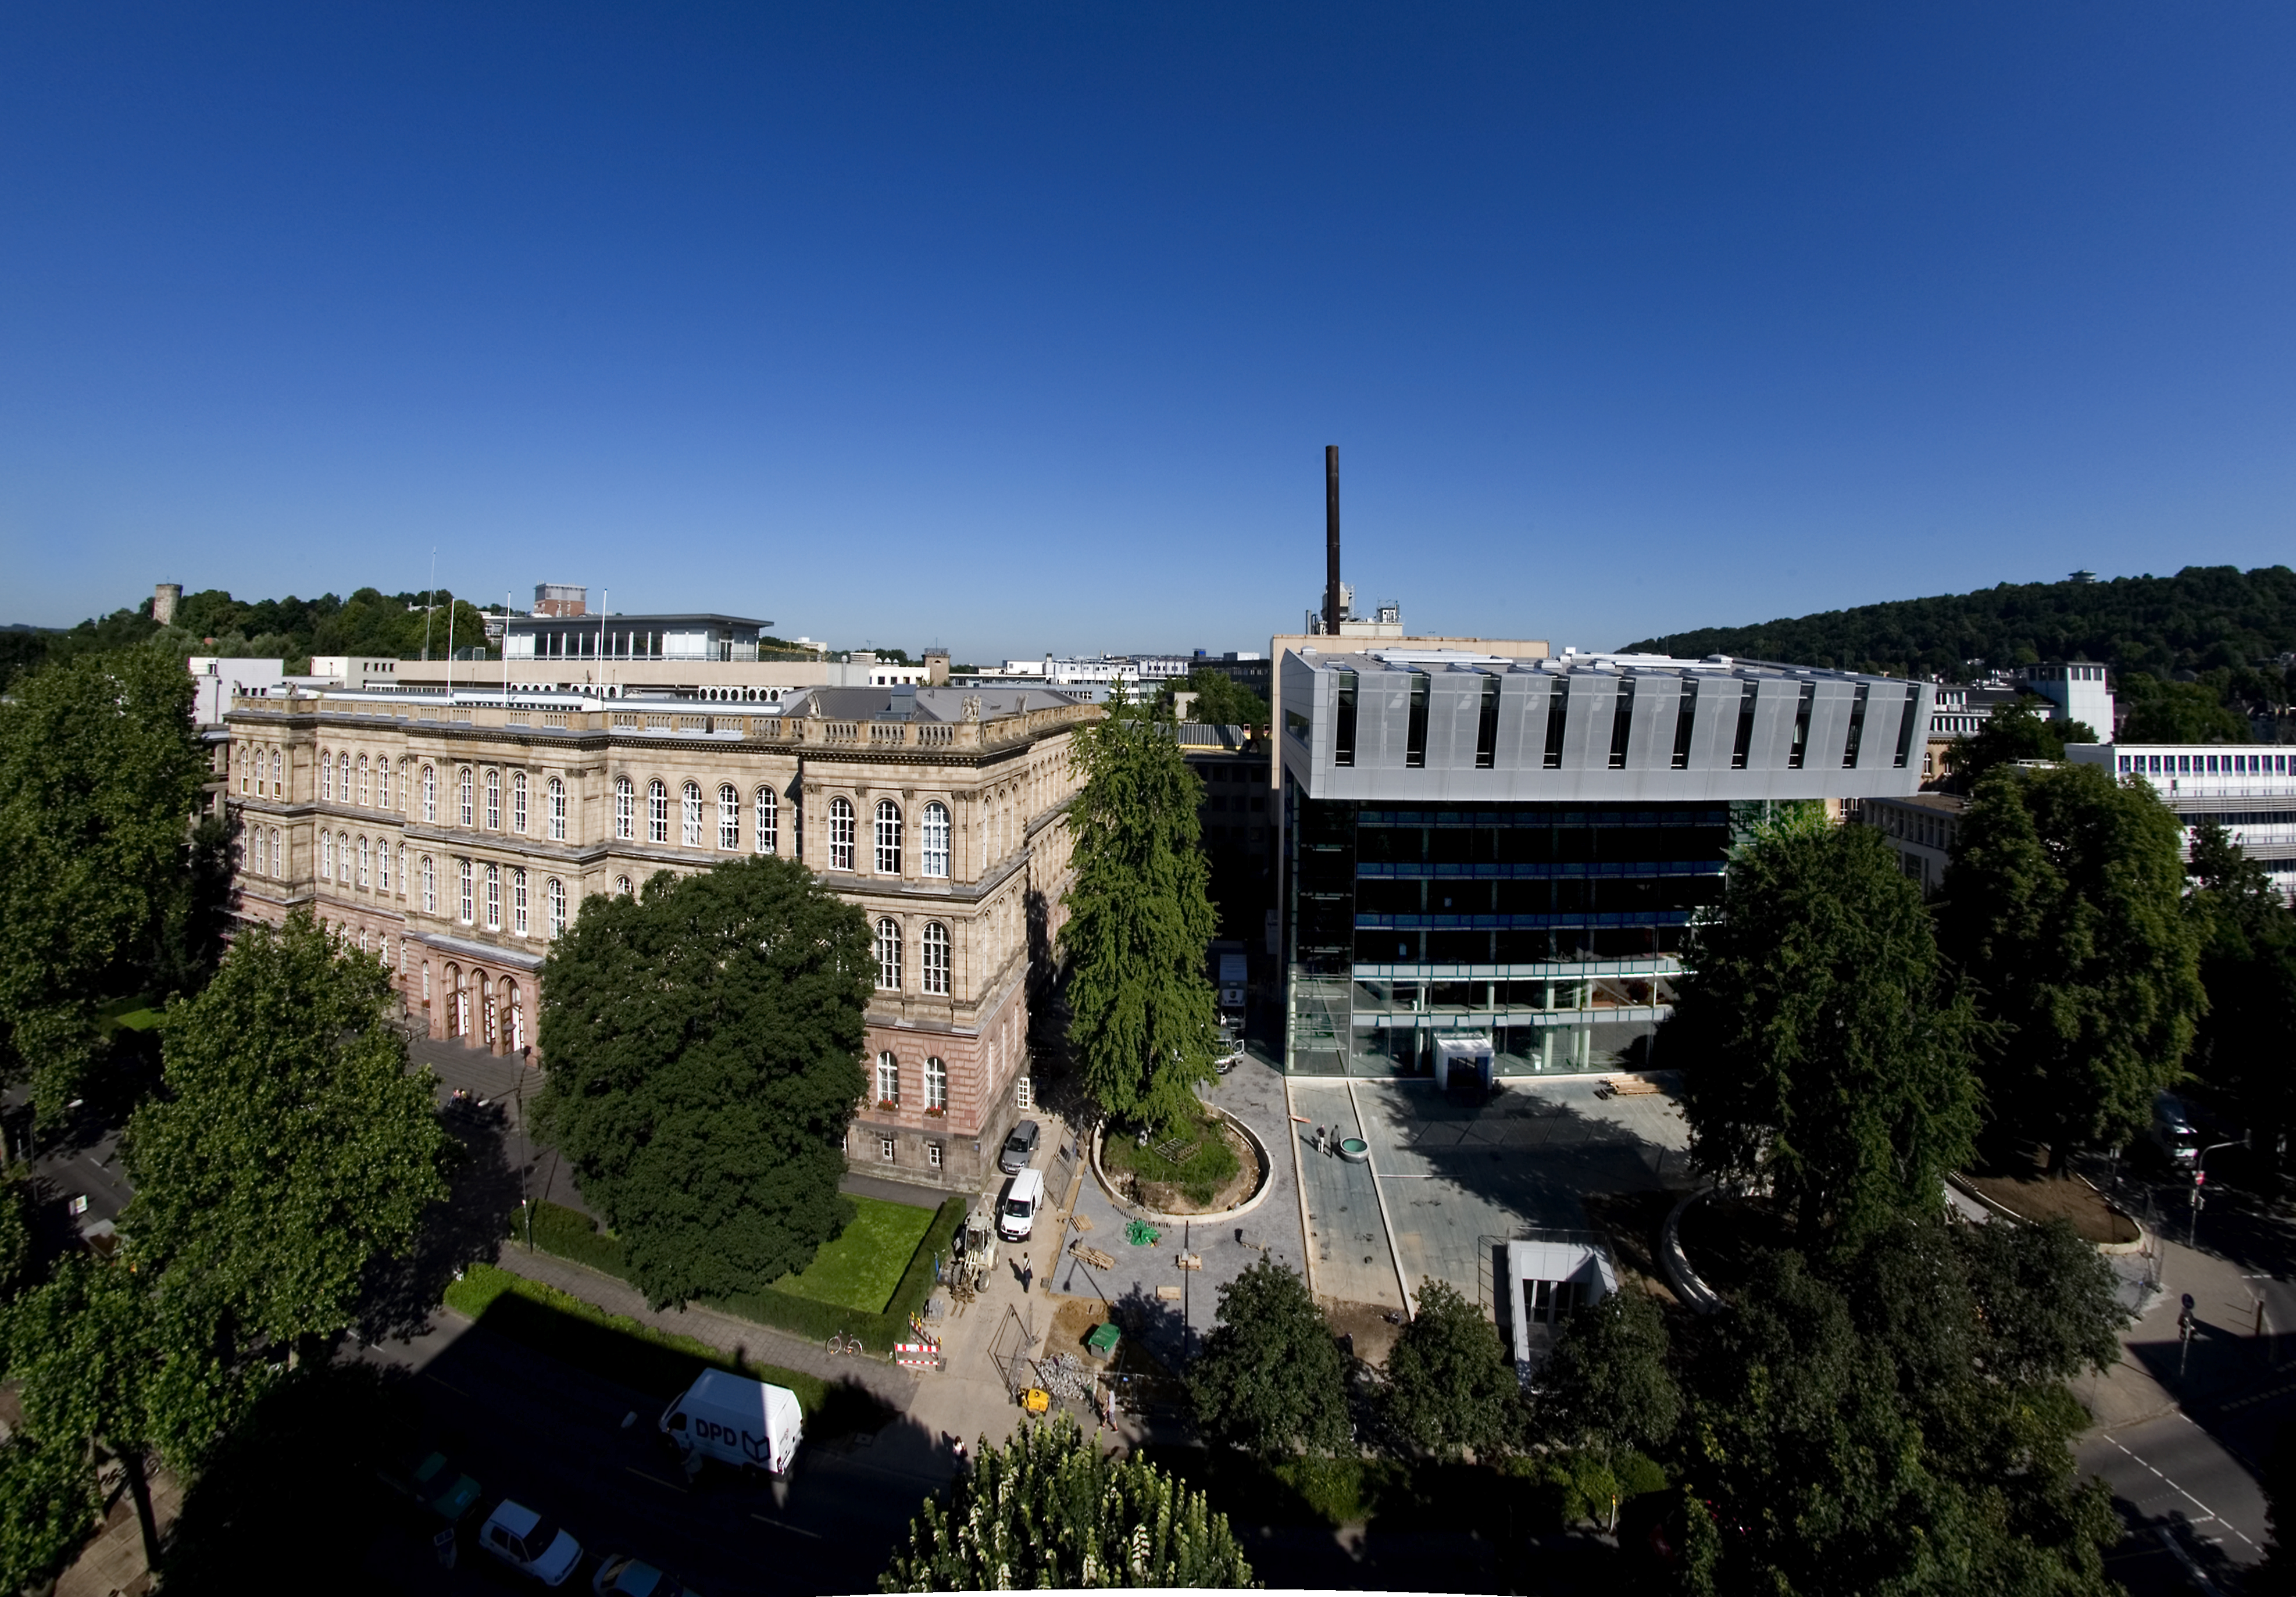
[2068,742,2296,899]
[1276,646,1934,1077]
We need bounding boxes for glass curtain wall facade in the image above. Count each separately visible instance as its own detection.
[1287,789,1738,1074]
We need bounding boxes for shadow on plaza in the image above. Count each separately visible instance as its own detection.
[357,1098,522,1342]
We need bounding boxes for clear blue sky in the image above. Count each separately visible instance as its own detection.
[4,3,2291,661]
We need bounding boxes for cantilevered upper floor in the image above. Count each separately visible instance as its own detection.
[1279,647,1935,805]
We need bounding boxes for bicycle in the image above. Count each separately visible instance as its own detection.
[826,1332,866,1357]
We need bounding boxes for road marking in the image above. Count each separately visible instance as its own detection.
[423,1373,467,1396]
[2106,1436,2260,1551]
[625,1466,687,1491]
[751,1514,822,1537]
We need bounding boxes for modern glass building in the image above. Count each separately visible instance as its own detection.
[1277,646,1936,1077]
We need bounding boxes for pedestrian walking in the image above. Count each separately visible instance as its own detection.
[1313,1124,1327,1156]
[1020,1257,1034,1296]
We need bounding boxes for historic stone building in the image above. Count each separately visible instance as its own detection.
[222,684,1097,1189]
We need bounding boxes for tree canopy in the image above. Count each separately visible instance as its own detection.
[125,912,455,1352]
[1673,816,1981,1247]
[1188,1256,1352,1461]
[1377,1277,1522,1459]
[1944,697,2099,783]
[0,647,216,1122]
[534,856,874,1308]
[2119,671,2259,744]
[1936,761,2202,1157]
[1174,669,1270,728]
[880,1416,1254,1591]
[1060,691,1223,1127]
[1623,562,2296,691]
[2180,823,2296,1163]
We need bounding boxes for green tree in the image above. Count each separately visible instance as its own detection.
[1061,691,1222,1127]
[1937,762,2203,1160]
[1377,1278,1521,1458]
[125,912,455,1355]
[1189,1256,1352,1461]
[2183,823,2296,1162]
[0,648,210,1122]
[0,1171,30,1302]
[2120,674,2253,744]
[2256,1427,2296,1595]
[1528,1287,1681,1460]
[1673,819,1981,1246]
[1174,670,1270,728]
[534,857,874,1308]
[1944,697,2098,783]
[880,1416,1254,1591]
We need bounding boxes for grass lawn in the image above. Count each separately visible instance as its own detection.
[770,1194,938,1313]
[1102,1113,1241,1206]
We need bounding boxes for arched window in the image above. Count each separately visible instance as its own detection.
[922,921,951,995]
[828,798,855,870]
[483,862,501,930]
[875,799,902,874]
[397,844,407,895]
[458,858,474,923]
[339,753,351,801]
[377,839,391,893]
[484,769,502,830]
[615,874,633,896]
[925,1056,947,1112]
[512,867,529,936]
[681,781,702,847]
[548,777,567,841]
[270,749,283,796]
[458,768,474,827]
[270,828,283,877]
[875,917,902,990]
[237,745,249,795]
[921,802,950,878]
[512,771,528,834]
[421,855,436,913]
[397,758,409,810]
[338,833,350,885]
[717,784,739,849]
[615,776,634,839]
[357,755,370,806]
[754,787,778,854]
[251,826,266,876]
[649,780,670,844]
[547,878,567,937]
[422,765,437,822]
[320,831,334,881]
[357,835,371,889]
[875,1052,899,1106]
[320,751,333,802]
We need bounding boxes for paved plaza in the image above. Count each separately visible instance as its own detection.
[1293,1073,1694,1315]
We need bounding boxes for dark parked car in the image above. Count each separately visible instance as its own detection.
[999,1120,1041,1174]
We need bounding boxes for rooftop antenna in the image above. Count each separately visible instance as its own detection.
[444,591,455,695]
[504,590,513,701]
[421,549,438,661]
[1323,446,1343,636]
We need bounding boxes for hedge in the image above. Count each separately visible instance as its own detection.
[512,1194,966,1351]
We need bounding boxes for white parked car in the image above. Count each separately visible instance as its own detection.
[595,1553,697,1596]
[479,1499,583,1587]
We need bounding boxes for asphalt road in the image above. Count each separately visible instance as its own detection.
[353,1312,948,1595]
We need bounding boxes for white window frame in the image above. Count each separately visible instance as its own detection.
[922,921,951,996]
[879,1135,896,1163]
[485,769,502,830]
[547,877,566,937]
[358,755,370,807]
[828,798,855,870]
[754,787,777,854]
[512,867,529,936]
[615,776,634,839]
[875,799,902,875]
[649,780,670,845]
[378,841,391,893]
[615,874,633,895]
[320,750,333,802]
[422,764,437,823]
[483,862,501,931]
[357,835,371,889]
[876,1053,899,1106]
[548,777,567,841]
[272,827,283,877]
[422,855,437,913]
[458,768,474,827]
[921,802,950,878]
[717,784,739,850]
[1016,1076,1034,1112]
[876,918,902,991]
[458,858,474,923]
[512,770,528,834]
[925,1055,947,1112]
[340,753,350,802]
[320,831,333,881]
[681,781,702,848]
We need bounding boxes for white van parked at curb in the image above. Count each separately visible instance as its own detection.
[659,1369,804,1478]
[998,1167,1045,1241]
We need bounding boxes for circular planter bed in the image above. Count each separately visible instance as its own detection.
[1337,1136,1369,1164]
[1092,1107,1274,1223]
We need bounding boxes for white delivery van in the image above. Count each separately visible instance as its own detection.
[998,1167,1045,1241]
[659,1369,804,1477]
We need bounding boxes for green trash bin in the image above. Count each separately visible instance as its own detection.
[1085,1323,1122,1357]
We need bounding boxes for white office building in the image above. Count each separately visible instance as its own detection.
[2068,742,2296,899]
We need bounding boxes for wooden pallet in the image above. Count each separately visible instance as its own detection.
[1177,1253,1202,1271]
[1070,1242,1116,1271]
[1070,1213,1094,1232]
[1601,1077,1662,1096]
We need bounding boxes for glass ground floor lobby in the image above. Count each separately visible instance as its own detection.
[1282,794,1746,1077]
